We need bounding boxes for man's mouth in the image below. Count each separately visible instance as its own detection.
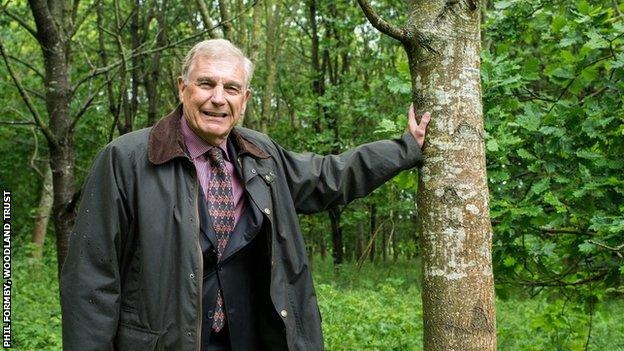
[202,111,229,118]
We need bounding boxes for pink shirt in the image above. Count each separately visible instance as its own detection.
[180,116,245,224]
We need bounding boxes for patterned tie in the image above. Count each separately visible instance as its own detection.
[206,147,235,332]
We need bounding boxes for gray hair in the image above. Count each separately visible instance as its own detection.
[181,39,254,88]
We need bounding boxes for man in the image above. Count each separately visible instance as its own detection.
[60,39,430,351]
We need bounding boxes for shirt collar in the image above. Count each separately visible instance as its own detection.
[180,114,229,161]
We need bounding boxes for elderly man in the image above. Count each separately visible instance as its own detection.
[60,39,430,351]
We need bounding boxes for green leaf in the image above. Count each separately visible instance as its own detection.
[516,105,541,131]
[584,31,610,50]
[544,192,567,213]
[551,67,576,79]
[375,118,398,135]
[503,256,516,267]
[531,178,550,195]
[487,139,499,152]
[517,148,535,159]
[578,242,596,254]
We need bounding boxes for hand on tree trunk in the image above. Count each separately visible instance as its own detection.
[407,103,431,149]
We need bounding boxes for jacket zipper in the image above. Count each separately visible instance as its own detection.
[194,176,203,351]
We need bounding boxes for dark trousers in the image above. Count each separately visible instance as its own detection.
[205,323,232,351]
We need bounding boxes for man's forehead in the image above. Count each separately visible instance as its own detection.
[191,55,245,80]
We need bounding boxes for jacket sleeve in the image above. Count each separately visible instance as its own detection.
[272,132,424,214]
[60,144,133,351]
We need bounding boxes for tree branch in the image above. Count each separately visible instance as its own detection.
[72,0,259,93]
[1,3,38,40]
[0,40,56,145]
[356,0,406,43]
[68,0,99,40]
[0,120,37,125]
[6,53,44,79]
[70,78,111,132]
[588,240,624,258]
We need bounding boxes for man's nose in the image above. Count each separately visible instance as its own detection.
[210,85,226,106]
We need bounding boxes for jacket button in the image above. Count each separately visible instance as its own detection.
[280,310,288,318]
[189,273,195,279]
[187,331,192,337]
[264,208,271,215]
[251,169,257,174]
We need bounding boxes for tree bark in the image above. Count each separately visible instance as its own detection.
[260,0,280,133]
[355,222,363,260]
[195,0,219,38]
[328,207,343,265]
[408,3,497,350]
[31,163,53,259]
[27,0,78,276]
[218,0,233,40]
[146,0,168,126]
[357,1,496,349]
[369,203,376,262]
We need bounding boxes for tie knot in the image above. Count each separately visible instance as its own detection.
[206,147,224,165]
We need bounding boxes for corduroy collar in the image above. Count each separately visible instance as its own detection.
[148,104,270,165]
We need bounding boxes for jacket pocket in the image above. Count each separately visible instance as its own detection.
[115,323,160,351]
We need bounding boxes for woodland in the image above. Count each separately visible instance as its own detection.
[0,0,623,350]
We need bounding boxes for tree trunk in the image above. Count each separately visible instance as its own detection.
[218,0,233,40]
[195,0,218,38]
[407,3,497,350]
[24,0,82,277]
[328,207,343,265]
[381,219,387,262]
[357,0,496,347]
[369,203,376,262]
[319,229,327,261]
[355,222,363,260]
[241,0,262,129]
[260,0,280,133]
[146,0,168,126]
[31,163,53,259]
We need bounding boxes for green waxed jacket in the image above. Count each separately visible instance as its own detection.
[60,105,423,351]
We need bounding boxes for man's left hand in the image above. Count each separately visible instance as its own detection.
[407,104,431,149]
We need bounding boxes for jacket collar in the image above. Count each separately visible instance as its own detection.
[148,104,270,165]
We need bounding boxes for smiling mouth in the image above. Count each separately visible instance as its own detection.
[202,111,229,118]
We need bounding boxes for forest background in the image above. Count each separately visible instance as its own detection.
[0,0,623,350]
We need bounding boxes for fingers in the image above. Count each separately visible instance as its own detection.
[420,112,431,129]
[407,103,417,131]
[406,104,431,149]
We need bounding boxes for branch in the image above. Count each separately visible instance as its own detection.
[194,0,218,38]
[540,227,595,236]
[588,240,624,258]
[0,39,56,145]
[1,3,38,40]
[356,0,406,43]
[29,126,44,178]
[6,54,44,79]
[0,120,36,125]
[68,0,99,40]
[73,0,259,93]
[70,78,110,132]
[513,271,608,287]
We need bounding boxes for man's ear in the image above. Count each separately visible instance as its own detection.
[177,76,186,102]
[241,88,252,114]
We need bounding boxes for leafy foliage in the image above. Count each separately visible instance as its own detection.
[483,0,624,302]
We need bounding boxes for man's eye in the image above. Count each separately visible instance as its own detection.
[225,87,240,94]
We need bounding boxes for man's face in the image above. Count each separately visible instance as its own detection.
[178,56,251,146]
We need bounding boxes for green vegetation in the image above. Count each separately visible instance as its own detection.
[13,246,624,350]
[2,0,623,349]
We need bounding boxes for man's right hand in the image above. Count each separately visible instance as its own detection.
[407,104,431,149]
